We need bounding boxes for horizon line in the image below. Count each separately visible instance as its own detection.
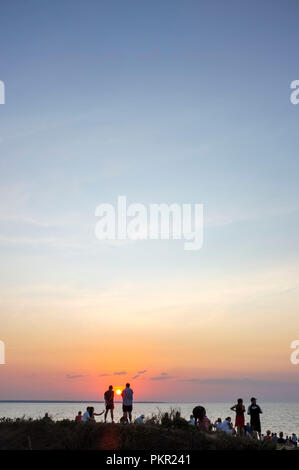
[1,400,299,404]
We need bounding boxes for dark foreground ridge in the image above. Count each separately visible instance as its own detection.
[0,418,276,451]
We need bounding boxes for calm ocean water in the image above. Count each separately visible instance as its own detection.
[0,402,298,436]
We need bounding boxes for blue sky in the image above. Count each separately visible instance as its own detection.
[0,0,298,281]
[0,0,299,400]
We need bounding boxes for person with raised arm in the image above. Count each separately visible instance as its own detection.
[230,398,245,435]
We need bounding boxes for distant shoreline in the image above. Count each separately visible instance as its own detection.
[0,400,299,404]
[0,400,168,404]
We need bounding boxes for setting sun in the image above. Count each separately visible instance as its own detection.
[115,389,122,396]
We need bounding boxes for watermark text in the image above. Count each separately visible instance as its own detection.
[290,340,299,365]
[290,80,299,105]
[95,196,203,251]
[0,80,5,104]
[0,340,5,364]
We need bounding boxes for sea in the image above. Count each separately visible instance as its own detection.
[0,402,298,436]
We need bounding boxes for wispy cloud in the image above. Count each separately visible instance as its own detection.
[0,235,58,246]
[0,235,89,251]
[132,369,147,379]
[113,371,127,376]
[66,374,88,380]
[178,377,299,386]
[0,214,62,228]
[98,373,111,377]
[205,206,299,229]
[150,374,175,381]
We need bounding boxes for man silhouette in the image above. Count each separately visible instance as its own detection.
[121,383,134,423]
[247,397,262,438]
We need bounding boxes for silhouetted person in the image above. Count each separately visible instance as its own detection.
[247,397,262,438]
[82,407,92,422]
[231,398,245,435]
[264,430,272,441]
[122,383,133,423]
[192,406,211,431]
[88,406,104,421]
[104,385,115,423]
[82,406,104,422]
[277,432,286,444]
[192,406,206,426]
[135,414,145,424]
[214,418,222,430]
[188,415,195,425]
[42,412,51,422]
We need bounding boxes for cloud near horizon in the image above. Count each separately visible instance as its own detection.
[66,374,88,380]
[150,375,175,381]
[178,377,299,386]
[132,369,148,380]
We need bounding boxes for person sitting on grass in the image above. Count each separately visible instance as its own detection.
[188,415,195,425]
[291,433,297,447]
[277,432,286,445]
[173,411,189,429]
[214,418,222,431]
[82,406,104,422]
[263,430,272,441]
[42,413,52,422]
[192,407,212,432]
[135,414,145,424]
[193,406,207,429]
[89,406,104,421]
[82,407,91,422]
[161,412,172,428]
[75,411,82,422]
[220,417,235,435]
[245,422,252,436]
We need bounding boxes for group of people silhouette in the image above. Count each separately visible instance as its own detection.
[75,383,134,424]
[72,393,297,446]
[192,397,262,437]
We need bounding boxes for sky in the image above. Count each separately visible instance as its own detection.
[0,0,299,402]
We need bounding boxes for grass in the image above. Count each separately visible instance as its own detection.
[0,415,276,450]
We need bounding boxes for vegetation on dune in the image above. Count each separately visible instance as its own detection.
[0,414,276,450]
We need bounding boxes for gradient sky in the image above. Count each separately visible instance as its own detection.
[0,0,299,402]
